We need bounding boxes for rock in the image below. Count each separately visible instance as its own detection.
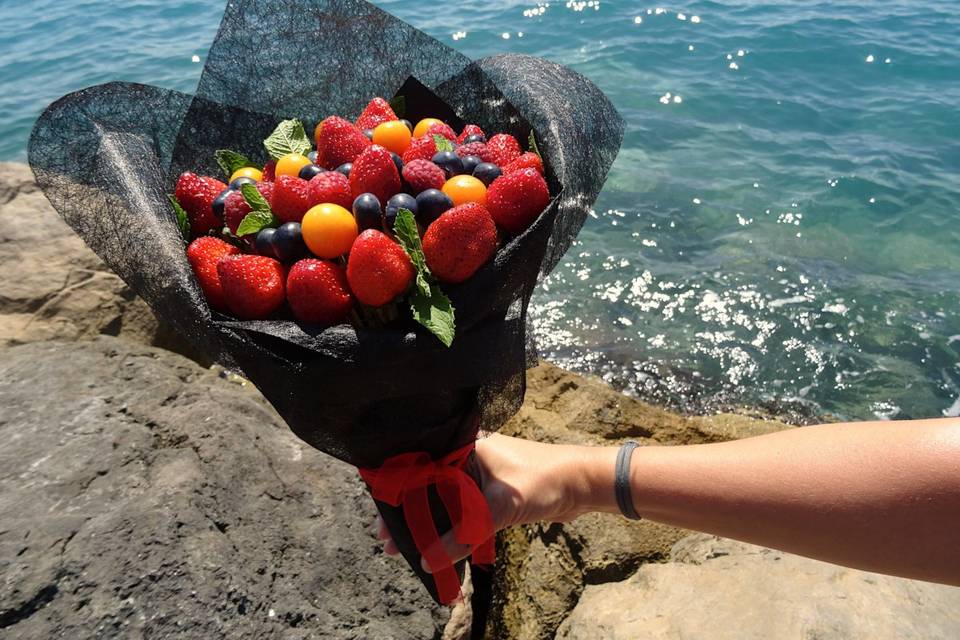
[0,162,201,362]
[0,338,448,638]
[556,534,960,639]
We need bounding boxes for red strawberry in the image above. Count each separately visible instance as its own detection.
[186,236,240,311]
[350,144,401,204]
[425,121,457,141]
[216,254,286,320]
[455,141,488,159]
[224,182,275,234]
[356,97,398,130]
[315,116,371,169]
[486,168,550,235]
[272,175,312,223]
[262,159,277,182]
[307,171,353,209]
[175,172,227,235]
[286,259,354,324]
[346,230,414,307]
[484,134,522,167]
[503,152,544,175]
[401,160,446,194]
[457,124,485,144]
[401,135,438,164]
[422,203,498,283]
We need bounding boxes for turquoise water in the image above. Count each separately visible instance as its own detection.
[2,1,958,420]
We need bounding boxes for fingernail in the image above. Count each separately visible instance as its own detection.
[420,557,432,574]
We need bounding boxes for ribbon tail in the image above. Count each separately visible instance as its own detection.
[403,485,461,605]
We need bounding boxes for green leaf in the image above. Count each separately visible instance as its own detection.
[388,95,406,118]
[394,208,430,292]
[432,134,454,153]
[263,119,312,160]
[528,130,542,160]
[236,210,279,237]
[240,183,271,212]
[168,194,191,241]
[214,149,254,177]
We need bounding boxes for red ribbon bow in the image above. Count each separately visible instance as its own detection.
[359,443,495,605]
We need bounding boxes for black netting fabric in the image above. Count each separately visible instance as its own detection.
[28,0,622,604]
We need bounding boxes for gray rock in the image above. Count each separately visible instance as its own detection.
[0,338,448,638]
[556,534,960,639]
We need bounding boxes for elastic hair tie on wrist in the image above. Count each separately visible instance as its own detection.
[615,441,642,520]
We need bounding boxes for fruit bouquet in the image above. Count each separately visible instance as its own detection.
[28,0,622,605]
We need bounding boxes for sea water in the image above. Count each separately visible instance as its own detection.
[2,1,958,421]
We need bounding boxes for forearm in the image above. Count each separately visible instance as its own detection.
[574,418,960,586]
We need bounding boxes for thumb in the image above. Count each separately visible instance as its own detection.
[420,528,473,574]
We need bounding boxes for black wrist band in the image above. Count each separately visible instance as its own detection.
[615,441,642,520]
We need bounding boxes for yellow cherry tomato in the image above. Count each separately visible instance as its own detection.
[302,204,359,258]
[229,166,263,183]
[372,120,412,155]
[275,153,312,178]
[413,117,445,138]
[442,175,487,206]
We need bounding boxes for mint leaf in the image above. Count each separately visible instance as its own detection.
[528,130,542,160]
[214,149,254,177]
[240,183,271,211]
[263,119,312,160]
[394,208,430,294]
[388,95,406,118]
[236,210,278,237]
[432,134,454,153]
[168,195,190,241]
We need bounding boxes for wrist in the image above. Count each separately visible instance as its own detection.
[564,445,621,515]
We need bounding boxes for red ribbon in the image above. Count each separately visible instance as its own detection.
[359,443,495,605]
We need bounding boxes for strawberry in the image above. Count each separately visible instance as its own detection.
[262,159,277,182]
[315,116,371,169]
[350,144,401,205]
[186,236,240,311]
[455,141,488,159]
[422,203,498,283]
[307,171,353,209]
[356,97,398,130]
[286,259,354,324]
[486,168,550,235]
[272,175,312,223]
[224,182,275,234]
[401,135,438,164]
[175,172,227,235]
[346,230,414,307]
[457,124,485,144]
[425,121,457,141]
[401,160,446,194]
[484,133,522,167]
[503,152,544,176]
[216,254,286,320]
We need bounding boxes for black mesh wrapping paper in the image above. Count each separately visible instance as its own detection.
[28,0,623,604]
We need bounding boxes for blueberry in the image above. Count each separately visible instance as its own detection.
[212,188,232,219]
[400,119,413,132]
[273,222,308,262]
[415,189,454,227]
[460,155,483,176]
[299,164,325,181]
[229,176,257,190]
[384,193,418,232]
[352,193,382,231]
[307,150,318,163]
[463,133,487,145]
[473,163,502,186]
[335,163,352,178]
[390,152,404,175]
[255,227,278,258]
[432,151,463,178]
[363,128,374,140]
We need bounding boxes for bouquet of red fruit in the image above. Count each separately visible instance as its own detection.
[29,0,622,605]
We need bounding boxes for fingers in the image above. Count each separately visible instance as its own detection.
[375,516,401,556]
[420,529,472,574]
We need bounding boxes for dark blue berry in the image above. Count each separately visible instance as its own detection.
[255,227,278,258]
[352,193,382,231]
[273,222,308,262]
[299,164,325,181]
[390,152,404,175]
[363,128,374,140]
[463,133,486,145]
[473,163,502,186]
[432,151,463,178]
[384,193,418,232]
[335,163,352,178]
[460,155,483,176]
[212,188,232,219]
[307,150,318,163]
[400,119,413,132]
[415,189,453,227]
[229,176,257,190]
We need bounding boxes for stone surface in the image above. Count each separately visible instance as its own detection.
[0,162,200,361]
[0,338,448,638]
[556,534,960,639]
